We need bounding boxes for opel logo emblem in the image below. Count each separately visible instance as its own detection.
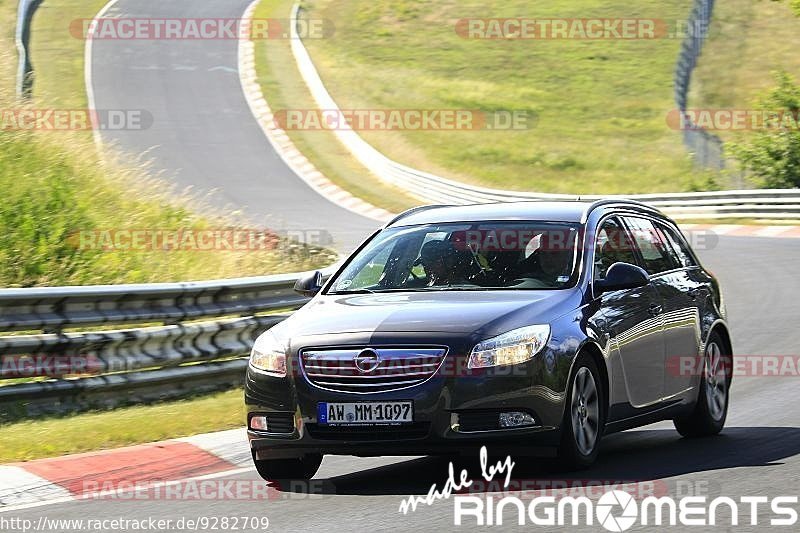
[354,349,381,373]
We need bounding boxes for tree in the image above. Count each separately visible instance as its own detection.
[729,71,800,188]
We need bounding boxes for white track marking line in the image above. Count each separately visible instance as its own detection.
[177,428,251,467]
[709,224,744,235]
[237,0,393,223]
[84,0,121,150]
[0,466,73,508]
[755,225,794,238]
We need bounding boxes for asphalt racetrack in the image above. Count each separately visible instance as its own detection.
[89,0,379,252]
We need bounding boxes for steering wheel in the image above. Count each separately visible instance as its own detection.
[408,258,424,281]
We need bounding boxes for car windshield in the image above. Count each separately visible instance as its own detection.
[328,222,581,293]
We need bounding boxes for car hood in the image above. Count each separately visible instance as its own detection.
[280,290,580,336]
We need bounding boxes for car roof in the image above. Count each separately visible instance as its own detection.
[387,200,663,227]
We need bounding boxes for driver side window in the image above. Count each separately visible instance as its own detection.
[594,218,637,279]
[347,244,393,288]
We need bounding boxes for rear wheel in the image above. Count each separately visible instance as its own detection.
[673,332,730,437]
[557,353,604,470]
[252,453,323,481]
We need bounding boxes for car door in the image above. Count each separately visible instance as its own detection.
[595,217,665,408]
[654,220,706,398]
[622,216,703,404]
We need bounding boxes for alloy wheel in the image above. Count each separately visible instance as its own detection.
[704,341,728,421]
[571,367,600,455]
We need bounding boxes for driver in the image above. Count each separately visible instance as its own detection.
[418,240,454,285]
[417,240,470,286]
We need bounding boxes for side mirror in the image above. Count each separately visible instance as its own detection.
[294,271,324,297]
[595,262,649,294]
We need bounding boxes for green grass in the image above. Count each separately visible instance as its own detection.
[688,0,800,161]
[252,0,800,206]
[0,389,245,463]
[27,0,110,108]
[0,2,336,287]
[0,0,17,93]
[0,0,108,102]
[252,0,420,212]
[691,0,800,113]
[297,0,703,196]
[0,125,336,286]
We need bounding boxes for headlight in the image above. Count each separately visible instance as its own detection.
[249,331,287,377]
[468,325,550,369]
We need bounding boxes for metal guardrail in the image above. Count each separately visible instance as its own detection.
[15,0,39,99]
[673,0,723,169]
[289,3,799,219]
[0,271,328,418]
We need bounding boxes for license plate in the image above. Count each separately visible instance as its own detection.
[317,401,414,425]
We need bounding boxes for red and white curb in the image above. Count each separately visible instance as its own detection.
[0,428,250,512]
[237,1,393,224]
[680,224,800,239]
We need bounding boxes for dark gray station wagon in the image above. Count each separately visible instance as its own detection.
[245,200,732,479]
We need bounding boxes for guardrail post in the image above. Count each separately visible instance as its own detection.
[674,0,724,169]
[15,0,42,100]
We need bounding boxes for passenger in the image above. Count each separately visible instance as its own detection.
[518,232,575,286]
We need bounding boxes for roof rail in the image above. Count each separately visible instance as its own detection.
[383,204,455,227]
[584,198,663,218]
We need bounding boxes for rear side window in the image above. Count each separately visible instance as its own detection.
[623,217,677,275]
[657,222,697,268]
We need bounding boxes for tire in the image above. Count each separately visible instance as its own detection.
[557,353,605,470]
[673,331,730,438]
[252,453,323,481]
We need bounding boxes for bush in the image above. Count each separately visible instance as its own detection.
[729,71,800,188]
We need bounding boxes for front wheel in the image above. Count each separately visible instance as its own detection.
[673,332,730,437]
[557,353,605,470]
[252,453,323,481]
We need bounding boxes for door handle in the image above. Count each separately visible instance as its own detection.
[648,303,663,316]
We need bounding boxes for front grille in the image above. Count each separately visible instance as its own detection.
[306,423,430,441]
[263,413,294,433]
[300,347,447,393]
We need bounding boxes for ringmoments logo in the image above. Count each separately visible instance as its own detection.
[595,490,639,531]
[452,491,799,528]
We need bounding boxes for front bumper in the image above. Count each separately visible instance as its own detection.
[245,332,570,460]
